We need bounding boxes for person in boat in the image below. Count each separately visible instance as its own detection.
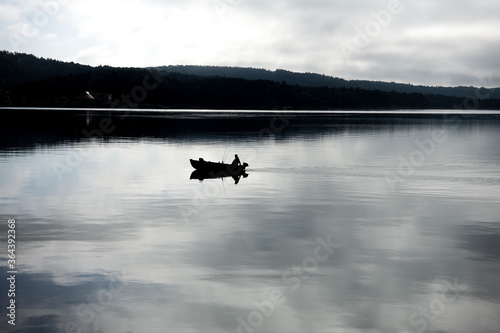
[230,154,241,169]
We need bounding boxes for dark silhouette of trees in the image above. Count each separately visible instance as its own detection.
[1,51,500,110]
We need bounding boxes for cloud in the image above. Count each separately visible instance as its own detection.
[72,44,117,65]
[0,0,499,86]
[0,2,22,24]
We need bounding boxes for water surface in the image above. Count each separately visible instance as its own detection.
[1,109,500,333]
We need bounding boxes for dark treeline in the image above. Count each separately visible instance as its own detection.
[155,65,500,100]
[0,51,91,88]
[1,51,500,110]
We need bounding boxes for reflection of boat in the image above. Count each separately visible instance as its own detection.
[190,169,249,181]
[189,158,249,184]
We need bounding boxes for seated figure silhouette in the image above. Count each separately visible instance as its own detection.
[230,154,241,170]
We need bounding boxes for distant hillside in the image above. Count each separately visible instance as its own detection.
[4,67,500,110]
[154,65,500,99]
[1,51,500,110]
[1,51,498,99]
[0,51,92,89]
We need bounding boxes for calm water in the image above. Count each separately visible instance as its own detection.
[1,109,500,333]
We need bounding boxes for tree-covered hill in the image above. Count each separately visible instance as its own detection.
[154,65,500,99]
[1,51,498,99]
[1,51,499,110]
[4,67,500,110]
[0,51,91,89]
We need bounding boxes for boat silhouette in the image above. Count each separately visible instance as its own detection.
[189,158,249,183]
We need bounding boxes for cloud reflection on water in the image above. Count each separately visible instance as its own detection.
[1,113,500,332]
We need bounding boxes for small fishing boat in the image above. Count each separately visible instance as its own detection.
[190,158,248,176]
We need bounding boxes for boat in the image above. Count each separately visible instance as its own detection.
[190,158,248,176]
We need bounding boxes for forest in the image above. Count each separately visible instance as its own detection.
[1,51,499,110]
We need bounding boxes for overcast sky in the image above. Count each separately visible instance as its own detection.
[1,0,499,87]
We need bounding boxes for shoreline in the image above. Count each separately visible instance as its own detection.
[2,107,500,115]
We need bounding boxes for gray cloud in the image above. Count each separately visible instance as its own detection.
[0,0,498,86]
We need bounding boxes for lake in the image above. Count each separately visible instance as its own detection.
[1,109,500,333]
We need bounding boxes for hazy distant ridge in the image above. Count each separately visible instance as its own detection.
[154,65,500,99]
